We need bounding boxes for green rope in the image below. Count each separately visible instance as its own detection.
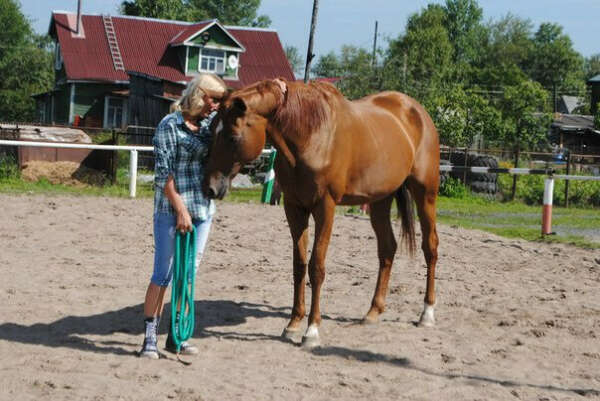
[170,227,197,354]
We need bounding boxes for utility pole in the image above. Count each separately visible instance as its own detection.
[371,20,378,67]
[304,0,320,83]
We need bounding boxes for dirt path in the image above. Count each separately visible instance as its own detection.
[0,194,599,401]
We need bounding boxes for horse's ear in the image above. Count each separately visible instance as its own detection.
[233,97,247,114]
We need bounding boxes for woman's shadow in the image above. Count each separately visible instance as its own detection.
[0,300,291,356]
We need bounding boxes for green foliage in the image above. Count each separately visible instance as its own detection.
[0,154,20,179]
[497,173,600,207]
[595,105,600,130]
[439,176,469,198]
[120,0,271,26]
[313,46,379,100]
[0,0,53,121]
[284,45,303,77]
[585,54,600,81]
[526,23,584,90]
[496,80,552,150]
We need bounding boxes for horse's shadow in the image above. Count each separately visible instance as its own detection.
[2,303,597,397]
[0,299,293,356]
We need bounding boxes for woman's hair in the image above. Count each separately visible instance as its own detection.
[176,73,227,117]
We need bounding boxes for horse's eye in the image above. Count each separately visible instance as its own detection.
[229,135,240,145]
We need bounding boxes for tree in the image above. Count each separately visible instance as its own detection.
[475,14,533,87]
[497,80,552,151]
[0,0,53,121]
[384,4,454,96]
[120,0,271,26]
[527,23,584,92]
[284,45,303,77]
[584,54,600,81]
[444,0,485,67]
[313,52,342,78]
[120,0,185,20]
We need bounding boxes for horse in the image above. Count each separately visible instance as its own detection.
[204,78,440,348]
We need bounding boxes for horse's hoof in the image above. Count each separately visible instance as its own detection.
[281,327,301,342]
[418,303,435,327]
[301,335,321,349]
[361,315,378,325]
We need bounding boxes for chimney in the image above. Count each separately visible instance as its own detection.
[76,0,82,35]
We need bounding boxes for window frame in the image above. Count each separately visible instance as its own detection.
[198,48,226,75]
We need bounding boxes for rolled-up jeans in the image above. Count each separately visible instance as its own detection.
[150,213,213,287]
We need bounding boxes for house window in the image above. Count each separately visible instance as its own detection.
[104,96,126,128]
[199,48,225,74]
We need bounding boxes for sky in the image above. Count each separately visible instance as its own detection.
[21,0,599,61]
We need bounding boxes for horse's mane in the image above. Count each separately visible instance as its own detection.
[273,80,340,138]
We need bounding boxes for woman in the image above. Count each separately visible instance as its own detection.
[140,73,227,359]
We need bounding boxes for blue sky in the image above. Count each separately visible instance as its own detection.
[22,0,599,59]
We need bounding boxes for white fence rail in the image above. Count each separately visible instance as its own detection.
[0,140,276,197]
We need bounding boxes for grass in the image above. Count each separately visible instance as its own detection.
[1,174,598,249]
[436,195,600,249]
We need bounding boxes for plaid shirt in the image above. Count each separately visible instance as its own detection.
[153,111,216,220]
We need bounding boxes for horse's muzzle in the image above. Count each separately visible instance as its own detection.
[203,173,229,200]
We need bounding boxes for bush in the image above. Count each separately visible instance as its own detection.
[498,172,600,207]
[0,154,20,179]
[439,176,469,198]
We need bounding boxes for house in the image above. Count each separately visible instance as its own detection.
[34,12,294,129]
[557,95,585,115]
[549,114,600,154]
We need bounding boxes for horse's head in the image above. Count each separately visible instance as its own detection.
[204,80,287,199]
[203,93,272,199]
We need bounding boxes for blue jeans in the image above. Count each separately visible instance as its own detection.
[151,213,213,287]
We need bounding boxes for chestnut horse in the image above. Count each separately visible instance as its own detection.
[204,79,439,348]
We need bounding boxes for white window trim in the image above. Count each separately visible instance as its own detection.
[103,96,127,129]
[198,48,226,75]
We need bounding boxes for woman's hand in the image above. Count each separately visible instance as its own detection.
[176,208,193,233]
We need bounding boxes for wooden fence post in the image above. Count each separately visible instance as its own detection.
[462,147,469,184]
[511,146,520,200]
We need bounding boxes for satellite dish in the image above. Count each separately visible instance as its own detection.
[228,55,239,69]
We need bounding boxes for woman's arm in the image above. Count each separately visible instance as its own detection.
[164,175,192,232]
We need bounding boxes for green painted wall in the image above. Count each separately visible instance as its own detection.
[187,47,200,74]
[53,85,69,124]
[72,83,122,119]
[190,25,238,49]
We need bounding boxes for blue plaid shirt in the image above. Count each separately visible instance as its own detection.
[153,111,216,220]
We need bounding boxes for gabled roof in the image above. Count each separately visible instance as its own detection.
[589,74,600,83]
[50,12,294,88]
[169,19,246,51]
[168,20,214,45]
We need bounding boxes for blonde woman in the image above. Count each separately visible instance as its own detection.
[140,73,227,359]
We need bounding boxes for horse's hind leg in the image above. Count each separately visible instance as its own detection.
[282,199,310,341]
[407,178,439,327]
[364,195,397,324]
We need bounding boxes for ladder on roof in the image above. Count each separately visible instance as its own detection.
[102,15,125,72]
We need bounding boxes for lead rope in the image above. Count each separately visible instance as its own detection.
[171,227,197,365]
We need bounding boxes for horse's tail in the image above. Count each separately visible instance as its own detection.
[395,182,416,256]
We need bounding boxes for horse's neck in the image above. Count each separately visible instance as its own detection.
[267,124,297,168]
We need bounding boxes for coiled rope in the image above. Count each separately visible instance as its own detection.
[170,227,197,356]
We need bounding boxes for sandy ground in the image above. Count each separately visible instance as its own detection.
[0,193,599,401]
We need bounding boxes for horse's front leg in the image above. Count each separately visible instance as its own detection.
[282,199,310,341]
[302,195,335,348]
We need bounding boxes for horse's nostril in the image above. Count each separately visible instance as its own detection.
[207,187,217,199]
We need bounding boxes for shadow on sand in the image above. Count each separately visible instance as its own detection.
[1,301,597,397]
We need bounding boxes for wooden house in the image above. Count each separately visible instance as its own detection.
[34,12,294,129]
